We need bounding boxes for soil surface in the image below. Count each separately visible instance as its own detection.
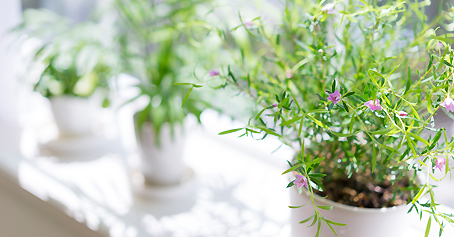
[313,174,411,208]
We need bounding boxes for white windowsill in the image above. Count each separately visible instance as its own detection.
[0,109,453,236]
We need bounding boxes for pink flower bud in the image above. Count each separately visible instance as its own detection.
[286,69,293,79]
[209,69,219,77]
[397,111,408,117]
[243,18,254,28]
[322,3,336,14]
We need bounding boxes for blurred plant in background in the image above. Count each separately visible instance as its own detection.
[114,0,214,142]
[14,9,117,106]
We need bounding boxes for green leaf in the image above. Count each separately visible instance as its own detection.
[245,128,261,134]
[218,128,243,135]
[298,117,304,137]
[372,144,376,173]
[305,157,325,167]
[286,180,295,188]
[255,126,281,137]
[342,101,349,112]
[432,36,454,44]
[387,64,400,78]
[282,163,303,175]
[370,126,394,135]
[324,219,347,226]
[328,103,335,111]
[343,91,355,98]
[211,83,227,89]
[443,60,454,68]
[102,97,110,108]
[367,70,383,87]
[407,133,430,146]
[412,184,427,204]
[280,116,303,126]
[326,222,337,236]
[255,108,266,120]
[427,93,433,114]
[332,79,336,92]
[299,215,315,224]
[307,109,329,114]
[317,205,333,210]
[425,216,431,237]
[316,217,322,236]
[309,173,326,178]
[317,94,327,102]
[406,67,411,93]
[308,214,318,227]
[429,130,442,149]
[289,204,306,209]
[228,65,237,83]
[306,114,329,129]
[182,85,193,107]
[329,130,359,137]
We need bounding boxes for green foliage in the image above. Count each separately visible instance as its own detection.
[213,0,454,235]
[115,0,213,144]
[15,9,116,99]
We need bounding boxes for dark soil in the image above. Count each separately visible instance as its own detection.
[313,173,411,208]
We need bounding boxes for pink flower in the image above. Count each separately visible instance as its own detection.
[441,97,454,112]
[294,174,308,189]
[209,69,219,77]
[286,69,293,79]
[364,99,382,111]
[272,103,278,107]
[322,3,336,14]
[243,18,254,28]
[397,111,408,117]
[327,90,341,104]
[435,157,446,172]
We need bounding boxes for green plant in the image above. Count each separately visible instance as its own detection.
[115,0,213,143]
[206,0,454,235]
[16,9,116,103]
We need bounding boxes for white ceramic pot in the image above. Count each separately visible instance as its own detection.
[49,96,97,137]
[134,117,186,186]
[290,185,410,237]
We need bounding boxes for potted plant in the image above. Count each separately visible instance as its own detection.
[114,0,211,189]
[206,0,454,236]
[16,9,116,138]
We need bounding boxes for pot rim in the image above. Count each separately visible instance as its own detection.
[298,188,409,213]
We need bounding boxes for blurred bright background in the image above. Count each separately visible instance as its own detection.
[0,1,296,236]
[0,0,453,236]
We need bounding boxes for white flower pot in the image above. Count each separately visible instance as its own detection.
[134,117,186,186]
[290,185,410,237]
[49,96,97,137]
